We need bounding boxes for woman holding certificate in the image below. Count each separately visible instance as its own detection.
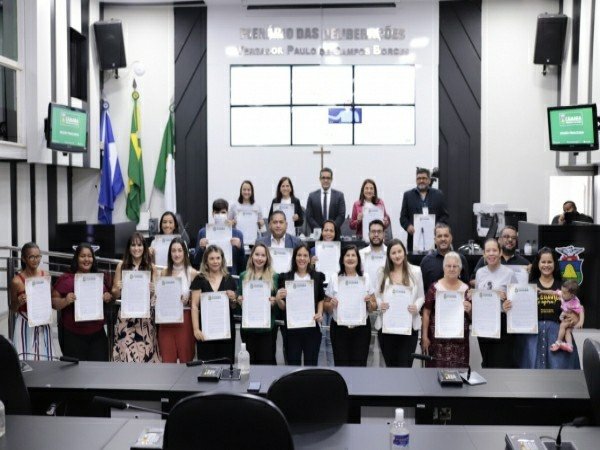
[112,233,161,363]
[268,177,304,229]
[376,239,424,367]
[158,238,198,363]
[10,242,55,360]
[309,219,339,367]
[349,179,391,239]
[237,243,279,365]
[326,245,377,367]
[276,243,324,366]
[52,243,113,361]
[190,245,238,361]
[510,248,580,369]
[228,180,265,231]
[472,238,518,368]
[421,252,472,368]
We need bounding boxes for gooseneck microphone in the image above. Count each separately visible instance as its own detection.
[553,417,588,449]
[92,396,169,417]
[411,353,471,380]
[187,357,241,381]
[19,353,80,364]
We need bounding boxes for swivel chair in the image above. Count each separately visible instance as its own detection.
[267,368,349,424]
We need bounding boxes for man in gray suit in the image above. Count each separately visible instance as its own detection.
[305,167,346,233]
[256,210,301,248]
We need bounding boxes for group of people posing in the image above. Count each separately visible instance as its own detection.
[10,200,583,371]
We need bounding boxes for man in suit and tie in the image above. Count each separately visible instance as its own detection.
[305,167,346,233]
[256,210,301,248]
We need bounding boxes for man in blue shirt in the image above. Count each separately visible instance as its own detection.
[400,168,449,252]
[194,198,245,274]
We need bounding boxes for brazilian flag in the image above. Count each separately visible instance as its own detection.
[126,89,145,223]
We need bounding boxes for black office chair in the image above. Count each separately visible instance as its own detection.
[267,368,349,424]
[162,392,293,450]
[583,338,600,425]
[0,334,32,414]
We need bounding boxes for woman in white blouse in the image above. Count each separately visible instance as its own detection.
[326,245,377,367]
[376,239,424,367]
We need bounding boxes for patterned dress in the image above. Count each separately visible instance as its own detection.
[113,266,161,363]
[13,271,57,361]
[423,281,470,368]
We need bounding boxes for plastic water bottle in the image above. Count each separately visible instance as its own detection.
[524,240,532,256]
[0,399,5,437]
[390,408,409,449]
[238,343,250,375]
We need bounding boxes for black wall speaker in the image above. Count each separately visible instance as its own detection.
[93,20,127,70]
[534,14,568,65]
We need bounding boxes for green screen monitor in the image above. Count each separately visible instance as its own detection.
[548,103,599,151]
[46,103,88,153]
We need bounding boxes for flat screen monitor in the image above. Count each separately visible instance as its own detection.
[547,103,599,151]
[46,103,88,153]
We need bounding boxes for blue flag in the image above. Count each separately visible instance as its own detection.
[98,107,125,224]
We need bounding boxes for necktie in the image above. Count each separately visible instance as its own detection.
[322,191,328,221]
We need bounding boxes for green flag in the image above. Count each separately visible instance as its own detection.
[126,90,145,222]
[153,113,176,212]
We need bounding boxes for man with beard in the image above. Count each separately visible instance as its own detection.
[400,168,449,252]
[470,226,530,280]
[420,223,469,292]
[359,219,387,292]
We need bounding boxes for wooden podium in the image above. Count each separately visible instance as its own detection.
[518,221,600,328]
[52,222,137,259]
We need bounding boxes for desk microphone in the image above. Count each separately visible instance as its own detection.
[548,416,588,450]
[19,353,80,364]
[411,353,486,386]
[187,357,241,381]
[92,396,169,417]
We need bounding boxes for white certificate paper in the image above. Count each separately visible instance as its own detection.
[206,224,233,267]
[315,241,341,282]
[273,202,296,235]
[121,271,151,319]
[285,280,315,329]
[434,290,465,339]
[471,290,501,338]
[509,265,530,285]
[25,276,52,327]
[363,252,386,292]
[242,280,271,329]
[336,276,367,326]
[507,284,538,334]
[236,208,259,245]
[382,285,413,335]
[270,247,293,274]
[362,205,384,242]
[201,292,231,340]
[155,277,183,324]
[151,234,179,268]
[74,273,105,322]
[413,214,436,253]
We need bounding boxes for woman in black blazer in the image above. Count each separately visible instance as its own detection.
[268,177,304,227]
[276,243,324,365]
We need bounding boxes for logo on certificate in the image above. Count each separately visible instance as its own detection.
[556,245,585,285]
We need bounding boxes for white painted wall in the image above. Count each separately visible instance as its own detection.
[207,3,439,240]
[481,0,562,224]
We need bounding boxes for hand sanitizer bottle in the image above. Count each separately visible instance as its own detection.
[238,343,250,376]
[390,408,409,449]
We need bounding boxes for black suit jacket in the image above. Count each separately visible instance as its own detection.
[305,189,346,232]
[400,187,449,251]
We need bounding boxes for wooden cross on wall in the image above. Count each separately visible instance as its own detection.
[313,146,331,170]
